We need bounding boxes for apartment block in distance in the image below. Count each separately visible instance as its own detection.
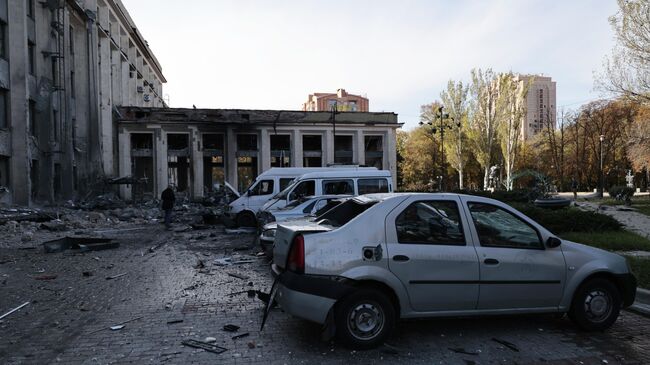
[514,74,556,140]
[0,0,166,205]
[302,88,369,112]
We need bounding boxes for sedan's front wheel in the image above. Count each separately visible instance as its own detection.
[334,288,395,349]
[569,278,621,331]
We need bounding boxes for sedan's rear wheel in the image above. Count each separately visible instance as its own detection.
[569,278,621,331]
[334,288,395,349]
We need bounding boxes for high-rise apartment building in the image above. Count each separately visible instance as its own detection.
[302,88,369,112]
[514,74,556,140]
[0,0,166,205]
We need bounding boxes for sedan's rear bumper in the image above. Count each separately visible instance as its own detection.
[614,273,637,307]
[275,271,356,324]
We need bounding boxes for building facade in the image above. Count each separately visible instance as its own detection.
[0,0,166,205]
[302,88,369,112]
[116,107,400,200]
[514,74,556,140]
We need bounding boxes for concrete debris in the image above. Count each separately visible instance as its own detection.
[110,325,125,331]
[247,341,256,349]
[214,256,257,266]
[204,337,217,343]
[34,275,57,281]
[0,301,30,320]
[43,237,117,253]
[231,333,249,340]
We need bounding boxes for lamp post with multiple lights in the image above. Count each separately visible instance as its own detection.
[419,106,458,191]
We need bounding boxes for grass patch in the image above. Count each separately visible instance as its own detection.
[560,230,650,252]
[600,196,650,217]
[624,256,650,290]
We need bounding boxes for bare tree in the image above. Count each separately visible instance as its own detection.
[440,80,470,189]
[598,0,650,103]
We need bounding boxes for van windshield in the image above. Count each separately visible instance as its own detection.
[274,179,299,200]
[317,199,378,228]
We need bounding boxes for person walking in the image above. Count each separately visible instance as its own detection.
[161,185,175,229]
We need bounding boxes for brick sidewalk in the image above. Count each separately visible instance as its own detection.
[1,223,649,364]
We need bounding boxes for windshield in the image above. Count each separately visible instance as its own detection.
[274,179,299,200]
[281,197,308,209]
[317,199,378,227]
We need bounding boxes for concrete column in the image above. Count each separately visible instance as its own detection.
[386,128,397,187]
[226,127,237,189]
[324,129,334,166]
[355,130,365,166]
[190,127,203,199]
[117,128,131,199]
[292,130,302,167]
[98,35,113,176]
[260,128,270,172]
[7,0,31,205]
[154,128,168,197]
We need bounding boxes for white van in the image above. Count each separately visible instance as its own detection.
[225,167,377,227]
[259,170,393,213]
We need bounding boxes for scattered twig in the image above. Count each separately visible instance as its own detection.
[0,302,30,320]
[106,272,127,280]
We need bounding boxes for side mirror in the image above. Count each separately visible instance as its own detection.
[546,237,562,248]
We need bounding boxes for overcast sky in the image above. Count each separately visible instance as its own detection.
[122,0,619,129]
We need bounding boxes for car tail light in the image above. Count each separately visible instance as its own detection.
[287,235,304,274]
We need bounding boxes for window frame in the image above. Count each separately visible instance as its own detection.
[357,178,389,194]
[467,201,544,250]
[288,180,315,201]
[322,178,354,195]
[395,200,467,246]
[248,179,274,196]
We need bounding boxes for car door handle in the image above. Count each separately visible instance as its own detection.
[483,258,499,265]
[393,255,410,262]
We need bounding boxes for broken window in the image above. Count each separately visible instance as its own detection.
[364,136,383,168]
[167,134,190,192]
[318,199,379,228]
[203,134,224,151]
[302,135,322,167]
[270,134,291,167]
[131,134,154,194]
[237,134,258,192]
[0,89,7,129]
[202,134,225,192]
[288,180,315,201]
[249,179,274,196]
[334,135,353,164]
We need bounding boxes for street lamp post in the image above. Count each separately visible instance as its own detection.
[419,106,452,191]
[599,134,605,198]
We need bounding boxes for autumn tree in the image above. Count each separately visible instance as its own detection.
[440,80,470,189]
[625,106,650,188]
[498,73,529,190]
[468,68,506,189]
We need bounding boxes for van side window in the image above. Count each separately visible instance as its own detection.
[323,179,354,195]
[249,180,274,196]
[395,201,465,246]
[289,180,315,201]
[279,178,294,191]
[358,178,389,194]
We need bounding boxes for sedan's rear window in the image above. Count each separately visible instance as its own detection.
[317,200,377,227]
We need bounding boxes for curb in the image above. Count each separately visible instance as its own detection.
[626,288,650,317]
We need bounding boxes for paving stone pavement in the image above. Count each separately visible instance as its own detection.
[1,223,649,364]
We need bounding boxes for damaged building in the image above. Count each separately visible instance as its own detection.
[0,0,166,206]
[116,107,400,200]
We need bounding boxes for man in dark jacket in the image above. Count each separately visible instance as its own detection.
[161,185,175,229]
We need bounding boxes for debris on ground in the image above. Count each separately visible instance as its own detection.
[232,333,249,340]
[0,301,30,320]
[227,272,249,280]
[223,324,240,332]
[43,237,118,253]
[214,256,257,266]
[34,274,57,281]
[381,343,401,355]
[247,341,256,349]
[167,319,183,324]
[194,259,205,269]
[449,347,480,355]
[225,228,256,234]
[181,339,227,354]
[492,338,519,352]
[110,325,125,331]
[87,316,144,335]
[105,273,127,280]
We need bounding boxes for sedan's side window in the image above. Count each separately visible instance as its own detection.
[395,201,465,245]
[468,202,543,249]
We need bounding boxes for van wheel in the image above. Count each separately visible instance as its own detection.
[334,288,395,349]
[236,211,256,227]
[569,278,621,331]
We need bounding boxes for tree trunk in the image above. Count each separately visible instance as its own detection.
[483,166,490,190]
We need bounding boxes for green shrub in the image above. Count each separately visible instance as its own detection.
[608,185,635,201]
[514,205,622,234]
[453,189,539,203]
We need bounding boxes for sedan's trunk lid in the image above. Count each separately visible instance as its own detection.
[272,220,332,271]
